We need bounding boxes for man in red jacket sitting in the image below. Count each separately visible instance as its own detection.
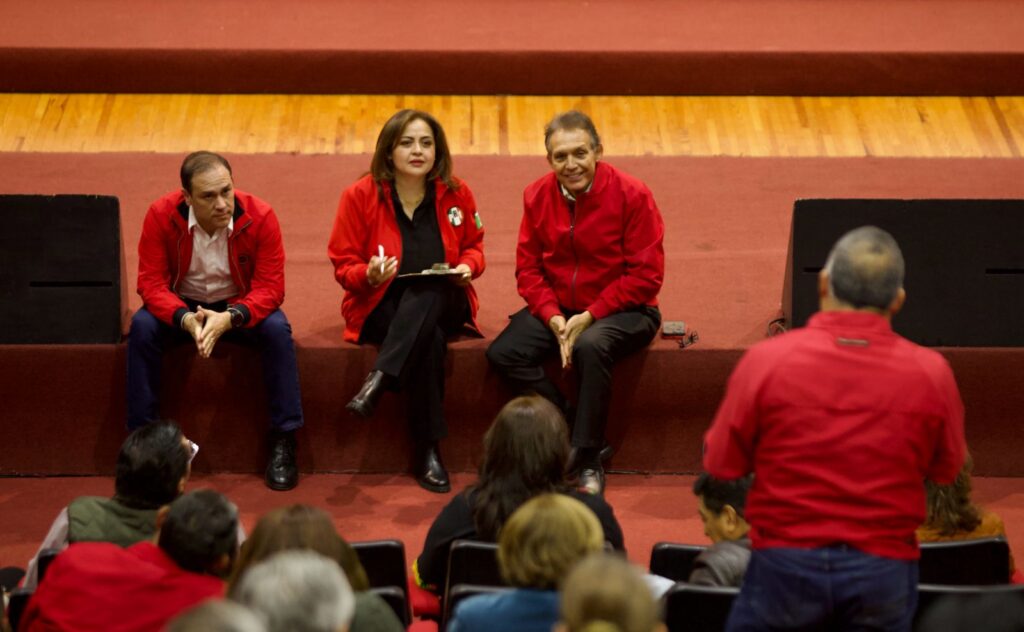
[486,111,665,495]
[127,151,303,490]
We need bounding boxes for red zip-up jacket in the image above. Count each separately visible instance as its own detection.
[517,161,665,324]
[136,189,285,329]
[328,175,485,343]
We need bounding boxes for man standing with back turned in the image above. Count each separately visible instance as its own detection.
[487,111,664,495]
[704,226,966,631]
[127,151,304,491]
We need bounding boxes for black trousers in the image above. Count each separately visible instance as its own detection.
[486,305,660,448]
[359,278,468,443]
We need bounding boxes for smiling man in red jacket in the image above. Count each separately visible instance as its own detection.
[127,151,303,491]
[486,111,665,495]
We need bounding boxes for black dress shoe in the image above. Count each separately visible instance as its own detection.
[578,464,605,496]
[416,443,451,493]
[566,443,614,475]
[266,431,298,491]
[346,370,386,418]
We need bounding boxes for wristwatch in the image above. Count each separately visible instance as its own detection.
[227,306,244,328]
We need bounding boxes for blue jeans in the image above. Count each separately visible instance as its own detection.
[726,546,918,632]
[126,307,304,432]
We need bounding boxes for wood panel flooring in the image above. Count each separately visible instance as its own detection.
[1,94,1021,158]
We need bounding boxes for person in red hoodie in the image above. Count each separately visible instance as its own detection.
[20,489,238,632]
[127,151,304,491]
[328,110,485,493]
[486,110,665,495]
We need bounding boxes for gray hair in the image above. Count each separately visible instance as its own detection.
[167,600,267,632]
[544,110,601,154]
[232,550,355,632]
[824,226,905,310]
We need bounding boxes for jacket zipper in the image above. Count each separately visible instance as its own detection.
[569,201,578,310]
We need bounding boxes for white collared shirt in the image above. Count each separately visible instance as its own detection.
[560,180,593,203]
[178,206,239,303]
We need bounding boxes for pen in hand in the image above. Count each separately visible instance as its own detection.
[378,244,385,274]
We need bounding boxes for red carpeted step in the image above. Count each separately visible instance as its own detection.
[1,1,1024,94]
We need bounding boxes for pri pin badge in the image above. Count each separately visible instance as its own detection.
[447,206,464,227]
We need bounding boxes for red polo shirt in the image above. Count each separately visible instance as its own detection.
[703,311,966,560]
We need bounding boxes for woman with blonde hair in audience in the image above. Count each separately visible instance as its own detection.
[447,493,606,632]
[413,395,624,594]
[558,554,666,632]
[917,453,1016,576]
[227,505,403,632]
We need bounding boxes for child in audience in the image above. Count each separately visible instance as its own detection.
[228,504,403,632]
[414,396,624,594]
[447,493,605,632]
[557,554,666,632]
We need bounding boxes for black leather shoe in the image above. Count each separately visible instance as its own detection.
[566,443,614,475]
[416,443,451,493]
[266,431,298,491]
[346,370,386,418]
[578,464,605,496]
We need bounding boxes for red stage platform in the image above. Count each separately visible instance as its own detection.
[1,153,1022,477]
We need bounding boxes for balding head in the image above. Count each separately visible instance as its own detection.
[821,226,905,313]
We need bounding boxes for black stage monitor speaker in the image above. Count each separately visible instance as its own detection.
[782,199,1024,347]
[0,194,123,344]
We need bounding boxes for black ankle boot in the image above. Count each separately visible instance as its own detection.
[346,370,386,418]
[265,430,298,491]
[416,443,451,493]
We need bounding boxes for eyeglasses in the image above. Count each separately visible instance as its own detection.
[188,440,199,463]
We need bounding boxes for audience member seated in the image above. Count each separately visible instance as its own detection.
[232,550,356,632]
[447,493,606,632]
[20,489,238,632]
[688,472,753,587]
[558,553,666,632]
[414,395,624,593]
[227,504,403,632]
[23,420,191,589]
[917,454,1017,576]
[168,600,267,632]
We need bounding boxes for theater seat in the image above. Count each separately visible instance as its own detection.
[918,537,1011,585]
[662,582,739,632]
[649,542,708,583]
[352,539,411,624]
[915,583,1024,630]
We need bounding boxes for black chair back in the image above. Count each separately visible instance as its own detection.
[352,539,410,624]
[663,582,739,632]
[445,540,504,592]
[650,542,708,582]
[37,547,61,584]
[915,583,1024,631]
[442,584,511,630]
[918,537,1011,585]
[7,586,32,631]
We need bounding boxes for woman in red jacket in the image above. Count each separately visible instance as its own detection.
[328,109,485,493]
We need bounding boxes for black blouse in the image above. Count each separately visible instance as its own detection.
[389,180,445,275]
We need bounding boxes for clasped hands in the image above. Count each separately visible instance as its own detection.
[367,256,472,287]
[182,307,232,358]
[548,311,594,368]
